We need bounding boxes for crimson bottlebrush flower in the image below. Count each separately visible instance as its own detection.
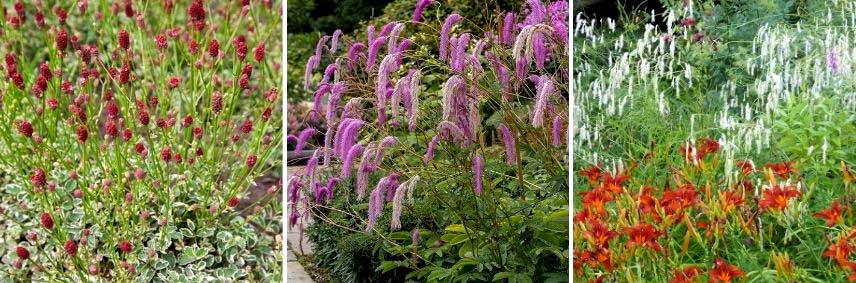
[105,120,119,137]
[118,29,130,50]
[766,161,797,179]
[182,115,193,127]
[64,240,78,256]
[208,39,220,58]
[669,266,702,283]
[57,29,68,51]
[193,127,203,139]
[236,41,248,60]
[240,119,253,134]
[759,185,800,212]
[583,221,617,248]
[76,126,88,143]
[168,76,181,89]
[211,91,223,113]
[623,223,664,252]
[254,43,265,62]
[440,14,463,61]
[35,10,45,27]
[246,154,257,168]
[16,246,30,260]
[31,168,47,188]
[121,128,132,141]
[120,63,131,84]
[17,120,33,137]
[138,110,150,126]
[118,240,132,253]
[189,40,199,54]
[239,74,250,89]
[41,212,54,229]
[187,0,206,30]
[106,101,119,119]
[473,154,484,196]
[155,34,167,49]
[39,62,52,80]
[708,258,743,283]
[412,0,433,22]
[814,199,845,227]
[134,142,147,156]
[161,146,172,162]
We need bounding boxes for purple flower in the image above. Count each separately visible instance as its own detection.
[379,22,397,38]
[473,155,484,196]
[551,115,564,147]
[532,75,555,128]
[532,32,549,70]
[412,0,433,22]
[407,70,422,132]
[314,35,331,58]
[314,183,329,204]
[356,143,377,200]
[367,25,376,44]
[366,36,389,72]
[289,211,300,228]
[502,12,517,46]
[515,58,528,81]
[486,52,511,100]
[342,98,363,120]
[303,55,320,90]
[341,144,363,179]
[306,149,321,189]
[373,136,399,169]
[286,134,297,147]
[347,43,366,72]
[319,64,338,86]
[387,22,405,52]
[295,127,316,152]
[384,174,400,201]
[324,127,334,165]
[390,176,419,230]
[326,82,347,123]
[325,177,340,201]
[498,123,516,165]
[396,39,413,65]
[330,29,343,54]
[366,179,385,232]
[312,84,332,121]
[451,33,471,73]
[287,175,303,204]
[423,136,439,164]
[440,14,463,61]
[436,121,465,142]
[333,118,365,158]
[522,0,546,26]
[828,49,839,74]
[549,1,569,46]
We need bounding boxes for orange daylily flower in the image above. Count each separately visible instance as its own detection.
[719,190,745,214]
[823,236,854,268]
[601,171,629,195]
[637,186,658,215]
[583,221,618,248]
[759,185,800,212]
[624,223,664,252]
[669,266,702,283]
[660,184,699,217]
[736,160,755,175]
[708,258,744,283]
[766,161,797,179]
[580,165,603,185]
[582,188,613,216]
[814,199,846,227]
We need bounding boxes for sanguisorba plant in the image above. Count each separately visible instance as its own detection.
[0,1,281,281]
[289,0,569,280]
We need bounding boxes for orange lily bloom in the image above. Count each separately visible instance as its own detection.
[766,161,797,179]
[580,165,603,185]
[708,258,744,283]
[624,223,664,252]
[814,199,846,227]
[736,160,755,175]
[669,266,702,283]
[601,171,629,195]
[583,221,618,248]
[582,188,613,216]
[759,185,800,212]
[823,236,854,268]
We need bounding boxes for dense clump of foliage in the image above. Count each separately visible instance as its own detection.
[288,0,570,281]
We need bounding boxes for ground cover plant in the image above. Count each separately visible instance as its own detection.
[0,1,282,282]
[287,0,570,281]
[574,0,856,281]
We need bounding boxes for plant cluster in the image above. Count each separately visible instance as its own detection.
[0,1,282,281]
[288,0,569,281]
[574,0,855,281]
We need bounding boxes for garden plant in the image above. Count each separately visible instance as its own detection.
[287,0,570,281]
[0,1,282,282]
[574,0,856,281]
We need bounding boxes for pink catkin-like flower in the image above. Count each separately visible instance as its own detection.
[303,55,320,90]
[323,126,334,166]
[312,84,331,121]
[334,118,364,158]
[378,22,397,37]
[295,127,316,152]
[330,29,343,55]
[450,33,471,73]
[319,64,337,86]
[314,35,331,58]
[532,32,549,70]
[522,0,547,25]
[366,36,388,72]
[356,143,377,200]
[551,115,564,147]
[440,14,463,61]
[473,155,484,196]
[423,135,439,164]
[532,75,555,128]
[390,181,408,230]
[367,25,376,45]
[365,180,385,232]
[498,124,516,165]
[347,43,366,72]
[412,0,433,22]
[387,22,405,52]
[407,70,422,132]
[502,12,517,46]
[305,150,321,190]
[341,144,363,179]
